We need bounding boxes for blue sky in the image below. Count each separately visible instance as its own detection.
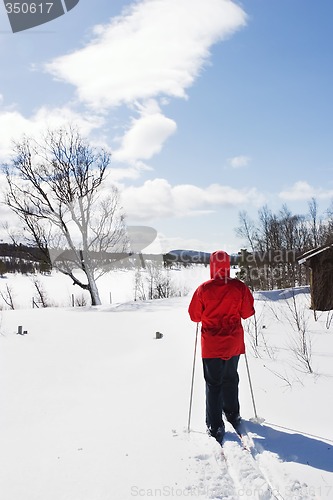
[0,0,333,253]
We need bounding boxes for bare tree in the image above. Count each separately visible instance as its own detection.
[0,284,15,310]
[32,278,50,308]
[308,197,320,247]
[236,211,257,252]
[321,200,333,245]
[285,290,313,374]
[3,126,127,306]
[134,268,147,301]
[133,263,179,301]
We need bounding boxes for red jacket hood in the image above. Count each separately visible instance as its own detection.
[210,250,230,279]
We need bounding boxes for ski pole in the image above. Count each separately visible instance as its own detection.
[244,351,264,423]
[187,322,199,433]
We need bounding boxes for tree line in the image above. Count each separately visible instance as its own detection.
[236,199,333,290]
[0,243,52,276]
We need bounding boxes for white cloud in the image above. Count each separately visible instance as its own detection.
[122,179,175,219]
[1,1,247,183]
[279,181,333,201]
[45,0,247,110]
[113,105,177,163]
[120,178,265,220]
[0,106,104,162]
[227,155,251,168]
[107,162,152,183]
[0,100,174,183]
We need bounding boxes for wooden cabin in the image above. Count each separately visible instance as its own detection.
[297,244,333,311]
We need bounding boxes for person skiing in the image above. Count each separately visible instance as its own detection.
[188,250,255,444]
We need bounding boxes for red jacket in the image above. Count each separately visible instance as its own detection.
[188,251,255,359]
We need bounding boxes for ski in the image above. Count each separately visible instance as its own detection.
[209,424,252,456]
[219,445,227,462]
[228,420,253,452]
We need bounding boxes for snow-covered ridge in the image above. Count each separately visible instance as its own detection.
[255,286,311,301]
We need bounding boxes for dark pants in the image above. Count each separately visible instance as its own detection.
[202,356,240,430]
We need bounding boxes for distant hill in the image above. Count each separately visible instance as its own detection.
[165,250,239,266]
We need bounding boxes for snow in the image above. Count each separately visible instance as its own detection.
[0,268,333,500]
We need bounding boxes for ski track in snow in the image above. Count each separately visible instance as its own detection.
[181,430,238,499]
[229,426,317,500]
[239,431,315,500]
[183,426,318,500]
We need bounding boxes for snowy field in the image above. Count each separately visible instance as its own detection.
[0,267,333,500]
